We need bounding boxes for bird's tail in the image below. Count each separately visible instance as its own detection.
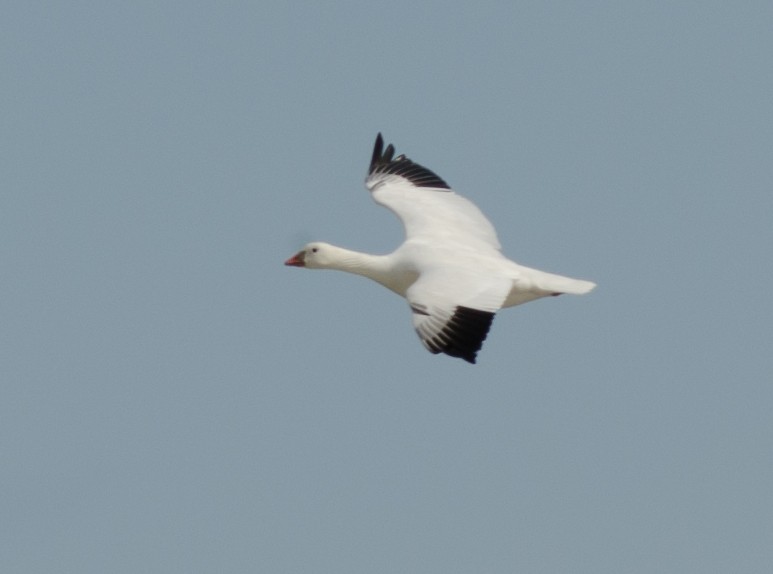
[527,268,597,295]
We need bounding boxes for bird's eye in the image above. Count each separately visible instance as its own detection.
[312,247,318,253]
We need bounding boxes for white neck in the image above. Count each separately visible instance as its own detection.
[319,245,414,296]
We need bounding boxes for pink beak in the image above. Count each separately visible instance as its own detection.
[284,251,306,267]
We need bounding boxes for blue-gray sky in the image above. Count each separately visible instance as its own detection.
[2,2,772,572]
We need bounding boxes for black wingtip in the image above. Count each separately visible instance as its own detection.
[370,133,384,173]
[436,307,495,364]
[367,133,450,190]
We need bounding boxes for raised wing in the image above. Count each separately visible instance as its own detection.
[365,134,501,251]
[407,268,511,364]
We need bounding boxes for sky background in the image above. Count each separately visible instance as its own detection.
[2,1,772,572]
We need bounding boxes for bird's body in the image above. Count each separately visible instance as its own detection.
[285,134,595,363]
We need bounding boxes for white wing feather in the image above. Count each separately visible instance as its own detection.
[366,175,502,251]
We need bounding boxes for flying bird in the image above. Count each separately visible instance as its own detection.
[285,134,596,363]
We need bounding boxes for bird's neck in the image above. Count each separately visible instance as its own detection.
[323,245,412,295]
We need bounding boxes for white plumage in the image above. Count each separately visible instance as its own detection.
[285,134,595,363]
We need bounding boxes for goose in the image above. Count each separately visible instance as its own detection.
[285,134,596,364]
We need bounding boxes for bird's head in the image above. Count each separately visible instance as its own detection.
[284,242,334,269]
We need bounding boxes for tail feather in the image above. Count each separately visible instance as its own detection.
[527,269,597,295]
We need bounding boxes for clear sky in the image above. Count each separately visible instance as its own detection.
[2,2,772,572]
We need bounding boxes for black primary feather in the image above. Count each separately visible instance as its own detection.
[368,133,451,190]
[425,306,495,364]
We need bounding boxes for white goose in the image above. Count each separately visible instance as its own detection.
[285,134,596,364]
